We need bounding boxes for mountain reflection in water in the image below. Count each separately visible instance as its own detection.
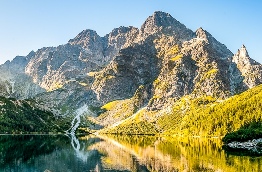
[0,134,262,172]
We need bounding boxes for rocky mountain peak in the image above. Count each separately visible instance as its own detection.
[3,53,33,73]
[68,29,102,48]
[232,45,262,89]
[149,11,174,26]
[140,11,172,34]
[196,27,208,40]
[139,11,193,40]
[194,27,233,59]
[238,44,249,59]
[67,29,105,66]
[195,27,219,43]
[144,11,171,22]
[233,44,259,66]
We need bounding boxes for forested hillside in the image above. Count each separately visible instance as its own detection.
[0,96,71,133]
[102,84,262,136]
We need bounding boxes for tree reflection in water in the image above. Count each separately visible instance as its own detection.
[0,134,262,171]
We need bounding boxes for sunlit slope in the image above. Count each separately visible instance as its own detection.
[102,84,262,136]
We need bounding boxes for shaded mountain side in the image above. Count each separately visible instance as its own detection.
[91,36,159,104]
[33,82,101,116]
[0,96,71,133]
[100,84,262,136]
[0,53,44,99]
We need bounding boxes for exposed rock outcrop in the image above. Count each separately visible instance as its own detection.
[0,52,44,99]
[225,138,262,154]
[233,45,262,88]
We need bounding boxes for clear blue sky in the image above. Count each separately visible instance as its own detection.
[0,0,261,64]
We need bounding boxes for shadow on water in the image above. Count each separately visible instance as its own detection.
[0,135,104,172]
[1,134,262,171]
[0,135,69,166]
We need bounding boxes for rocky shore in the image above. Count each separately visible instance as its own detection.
[226,138,262,152]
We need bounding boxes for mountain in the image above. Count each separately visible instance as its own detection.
[0,11,261,134]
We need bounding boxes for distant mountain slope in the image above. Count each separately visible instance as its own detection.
[0,52,44,99]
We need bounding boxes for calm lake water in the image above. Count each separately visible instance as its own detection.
[0,134,262,172]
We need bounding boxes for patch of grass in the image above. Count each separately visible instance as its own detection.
[204,69,218,79]
[170,54,183,61]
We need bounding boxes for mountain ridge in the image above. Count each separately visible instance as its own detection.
[0,11,261,135]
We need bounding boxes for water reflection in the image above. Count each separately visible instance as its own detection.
[0,134,262,172]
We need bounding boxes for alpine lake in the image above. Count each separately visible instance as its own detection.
[1,134,262,172]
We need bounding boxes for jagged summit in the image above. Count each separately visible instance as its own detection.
[232,44,262,88]
[196,27,219,43]
[68,29,101,47]
[233,44,259,66]
[108,26,138,36]
[194,27,233,59]
[239,44,249,57]
[196,27,208,40]
[144,11,175,27]
[139,11,194,41]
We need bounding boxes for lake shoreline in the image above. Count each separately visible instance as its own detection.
[224,138,262,150]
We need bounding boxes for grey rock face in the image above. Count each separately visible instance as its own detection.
[181,28,234,99]
[226,138,262,153]
[103,26,139,63]
[91,12,195,105]
[195,27,233,60]
[0,52,44,99]
[25,27,141,92]
[34,82,100,116]
[139,11,194,42]
[92,38,159,104]
[25,44,98,91]
[232,45,262,88]
[69,29,105,66]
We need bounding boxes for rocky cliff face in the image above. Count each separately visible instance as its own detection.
[233,45,262,88]
[0,11,261,119]
[92,11,195,104]
[0,52,44,99]
[24,27,140,92]
[103,26,139,62]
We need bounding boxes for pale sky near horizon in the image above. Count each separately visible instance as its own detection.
[0,0,261,64]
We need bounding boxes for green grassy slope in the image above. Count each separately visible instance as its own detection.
[164,83,262,136]
[102,84,262,137]
[0,96,71,133]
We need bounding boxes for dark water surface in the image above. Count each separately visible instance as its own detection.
[0,134,261,172]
